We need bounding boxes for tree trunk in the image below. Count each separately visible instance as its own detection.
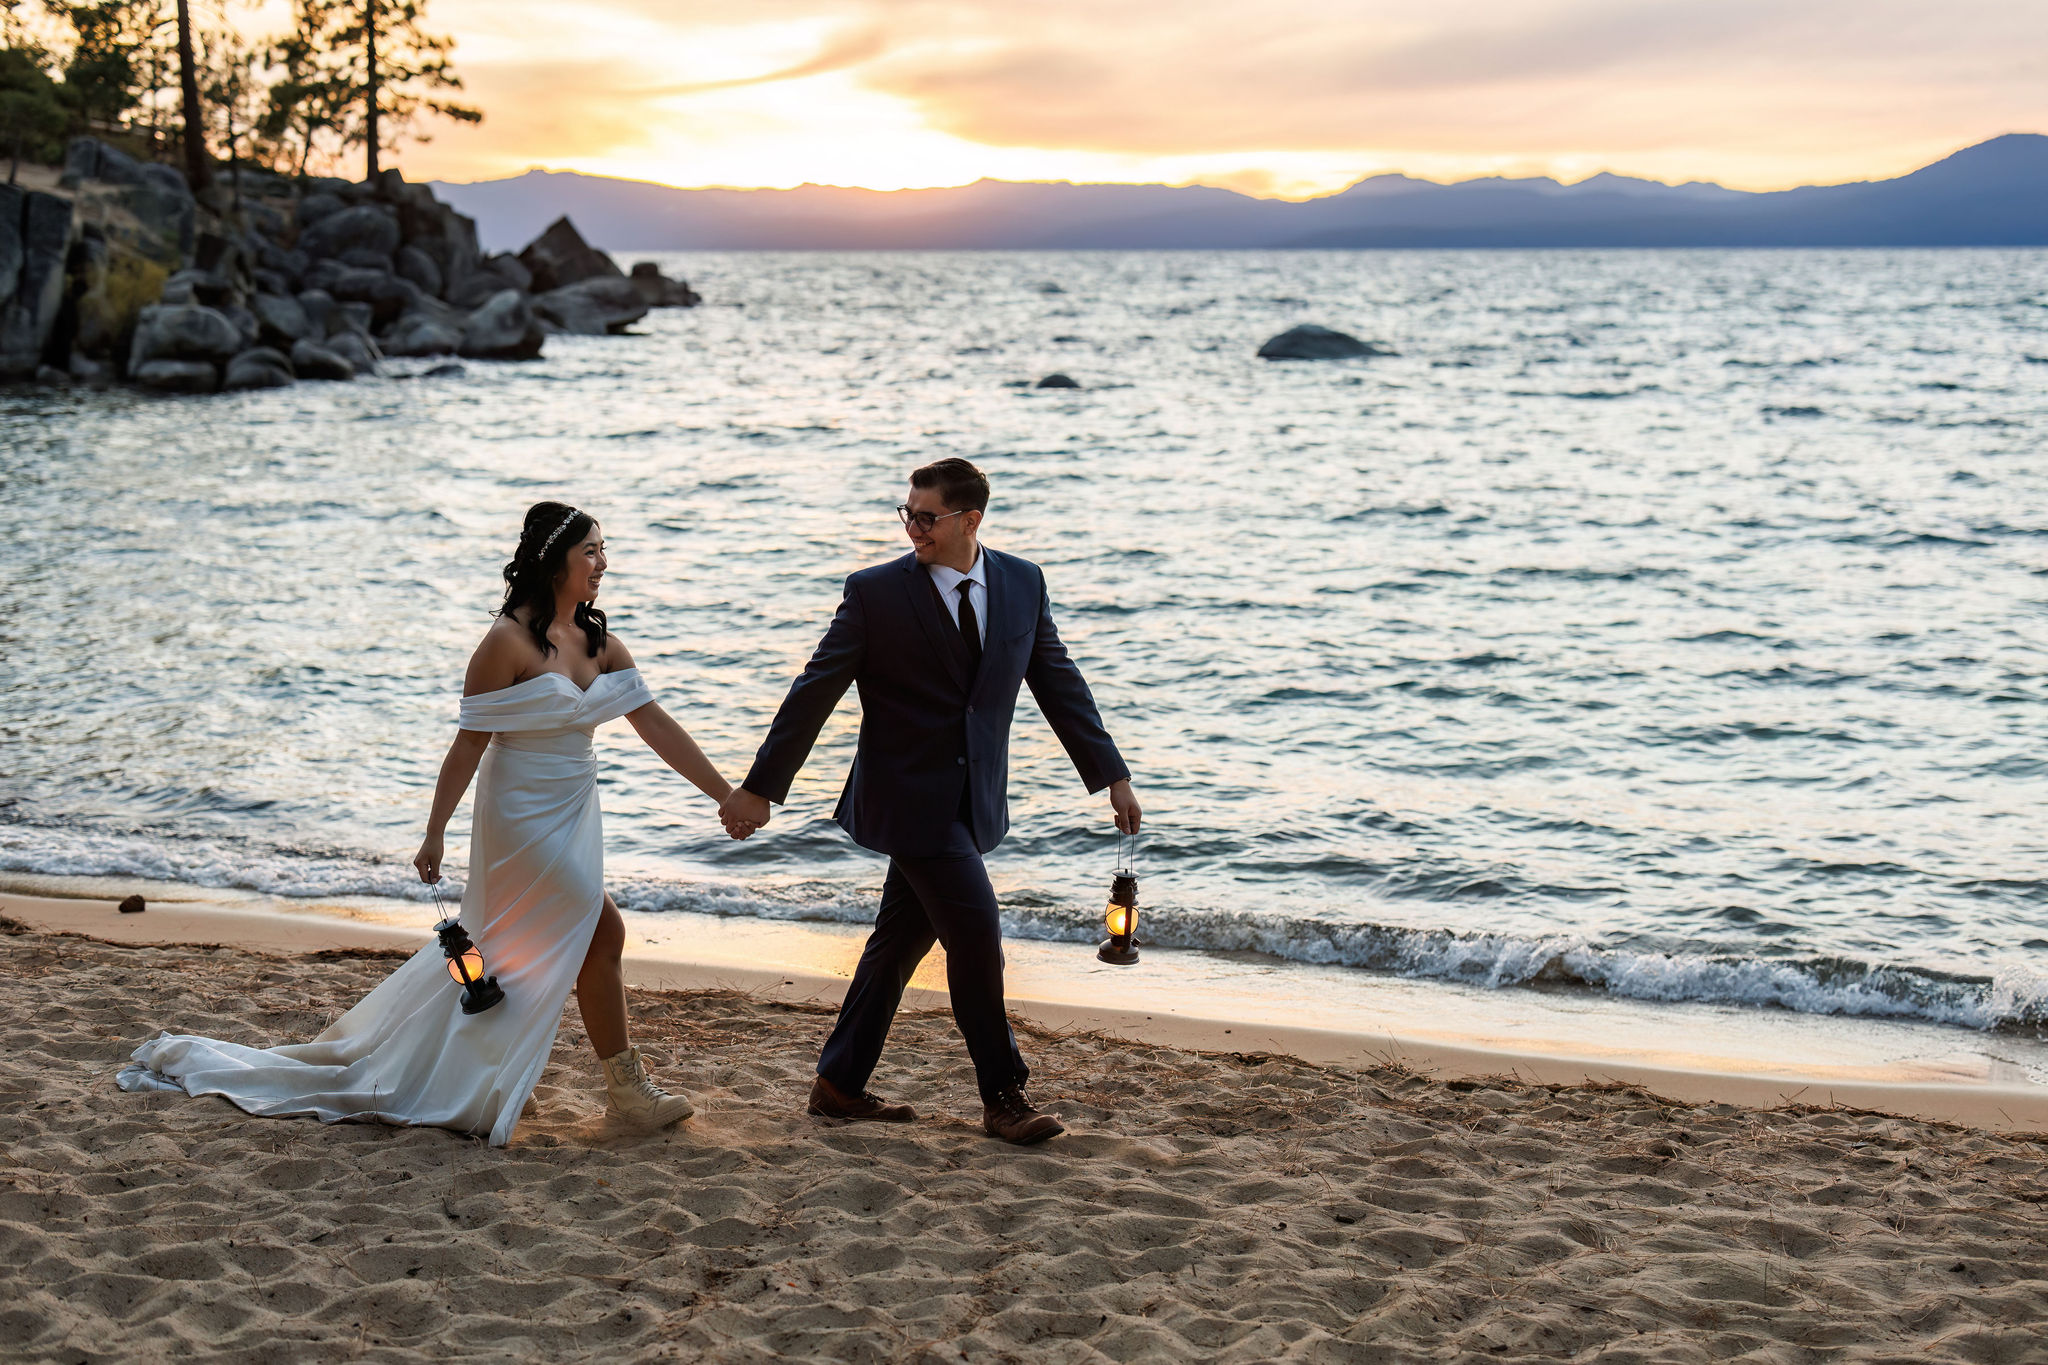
[175,0,212,191]
[364,0,380,181]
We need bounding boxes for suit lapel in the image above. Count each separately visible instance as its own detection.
[901,554,969,691]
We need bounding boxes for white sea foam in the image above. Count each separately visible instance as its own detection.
[7,824,2041,1034]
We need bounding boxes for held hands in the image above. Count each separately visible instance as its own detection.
[720,787,771,840]
[1109,779,1142,836]
[413,833,445,884]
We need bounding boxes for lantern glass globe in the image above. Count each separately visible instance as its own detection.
[1105,902,1135,939]
[447,946,485,986]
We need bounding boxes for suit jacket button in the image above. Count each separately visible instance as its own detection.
[956,756,966,765]
[967,705,976,714]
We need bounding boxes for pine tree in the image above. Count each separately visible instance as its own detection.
[279,0,477,181]
[0,45,67,181]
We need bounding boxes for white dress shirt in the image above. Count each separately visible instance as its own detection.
[926,548,988,647]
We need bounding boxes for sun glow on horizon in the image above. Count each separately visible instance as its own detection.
[222,1,2046,198]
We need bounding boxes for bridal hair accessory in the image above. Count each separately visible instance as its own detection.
[537,507,583,557]
[1097,828,1141,966]
[429,879,505,1014]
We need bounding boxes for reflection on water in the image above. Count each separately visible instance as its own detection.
[2,248,2046,1031]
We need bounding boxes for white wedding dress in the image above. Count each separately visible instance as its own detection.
[118,668,654,1146]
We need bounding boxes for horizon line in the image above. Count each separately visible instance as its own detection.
[427,132,2041,202]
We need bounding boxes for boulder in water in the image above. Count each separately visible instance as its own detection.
[251,293,314,348]
[628,261,701,307]
[133,358,219,393]
[382,315,461,357]
[517,216,620,293]
[1036,372,1080,389]
[289,337,355,381]
[535,276,648,335]
[128,304,241,371]
[460,289,544,360]
[222,347,294,390]
[1256,324,1394,361]
[325,330,381,375]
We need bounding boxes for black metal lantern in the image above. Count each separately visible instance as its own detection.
[1098,870,1140,965]
[435,917,505,1014]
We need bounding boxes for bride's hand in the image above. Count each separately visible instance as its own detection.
[413,835,445,884]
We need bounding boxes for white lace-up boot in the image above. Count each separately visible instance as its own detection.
[601,1046,695,1129]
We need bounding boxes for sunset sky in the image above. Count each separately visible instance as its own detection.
[264,0,2046,197]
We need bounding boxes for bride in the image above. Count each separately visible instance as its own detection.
[119,502,750,1145]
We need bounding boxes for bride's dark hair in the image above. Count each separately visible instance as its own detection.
[499,501,607,658]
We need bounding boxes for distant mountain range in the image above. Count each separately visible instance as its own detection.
[433,134,2048,253]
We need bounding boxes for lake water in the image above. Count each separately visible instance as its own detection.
[4,248,2046,1038]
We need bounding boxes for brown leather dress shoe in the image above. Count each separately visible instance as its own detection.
[808,1074,917,1123]
[982,1087,1064,1145]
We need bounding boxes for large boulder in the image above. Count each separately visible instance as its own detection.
[535,276,649,335]
[327,267,417,326]
[382,315,460,357]
[258,241,309,286]
[299,257,348,295]
[336,246,396,271]
[517,216,619,293]
[295,288,335,335]
[221,302,260,349]
[251,293,314,348]
[222,346,295,391]
[459,288,544,360]
[127,303,241,373]
[298,204,400,262]
[327,301,375,338]
[0,186,77,378]
[628,261,701,307]
[290,337,355,381]
[325,330,381,375]
[394,244,443,298]
[296,191,345,228]
[134,359,218,393]
[1255,325,1395,361]
[60,137,194,259]
[160,267,237,309]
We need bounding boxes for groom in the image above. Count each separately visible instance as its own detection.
[721,458,1140,1145]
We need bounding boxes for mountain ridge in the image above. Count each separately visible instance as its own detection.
[432,134,2048,252]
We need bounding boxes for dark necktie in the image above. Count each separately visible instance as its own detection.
[955,580,983,672]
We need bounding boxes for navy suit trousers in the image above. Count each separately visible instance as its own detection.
[815,820,1027,1105]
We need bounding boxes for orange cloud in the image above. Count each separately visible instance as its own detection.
[379,0,2048,193]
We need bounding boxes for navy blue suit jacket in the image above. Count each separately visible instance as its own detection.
[742,547,1130,859]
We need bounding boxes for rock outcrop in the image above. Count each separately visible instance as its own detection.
[289,337,355,381]
[19,140,702,394]
[0,185,76,378]
[536,276,648,335]
[1256,325,1395,361]
[460,289,544,360]
[629,261,701,307]
[222,346,295,390]
[518,216,620,293]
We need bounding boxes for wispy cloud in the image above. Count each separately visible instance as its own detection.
[391,0,2048,193]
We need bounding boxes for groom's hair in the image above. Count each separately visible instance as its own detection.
[910,458,990,513]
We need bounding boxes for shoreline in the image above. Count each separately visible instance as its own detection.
[8,877,2044,1133]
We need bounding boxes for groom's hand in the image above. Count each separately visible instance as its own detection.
[721,788,771,840]
[1109,779,1141,836]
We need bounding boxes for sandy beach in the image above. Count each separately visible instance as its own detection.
[5,898,2047,1362]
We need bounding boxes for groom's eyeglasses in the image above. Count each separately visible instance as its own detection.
[897,506,969,533]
